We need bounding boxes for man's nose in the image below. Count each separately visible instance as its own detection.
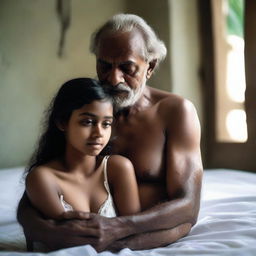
[107,68,124,86]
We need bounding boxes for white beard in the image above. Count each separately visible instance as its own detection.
[113,80,146,108]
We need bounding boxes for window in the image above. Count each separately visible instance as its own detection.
[212,0,247,142]
[199,0,256,171]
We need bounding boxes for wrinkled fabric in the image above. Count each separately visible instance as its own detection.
[0,168,255,256]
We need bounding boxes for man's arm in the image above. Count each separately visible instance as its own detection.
[17,98,202,252]
[17,193,101,251]
[108,223,192,251]
[80,98,203,251]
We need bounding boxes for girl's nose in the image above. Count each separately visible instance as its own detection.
[92,124,103,137]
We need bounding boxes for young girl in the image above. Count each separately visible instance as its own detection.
[25,78,140,225]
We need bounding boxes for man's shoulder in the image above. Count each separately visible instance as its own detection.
[148,86,172,99]
[147,87,198,127]
[148,86,193,112]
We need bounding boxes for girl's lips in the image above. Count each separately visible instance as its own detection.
[86,142,103,148]
[87,142,102,145]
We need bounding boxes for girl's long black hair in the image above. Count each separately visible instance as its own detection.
[26,78,114,173]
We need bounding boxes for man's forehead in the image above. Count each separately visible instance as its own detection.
[99,29,143,42]
[97,30,146,60]
[97,58,137,66]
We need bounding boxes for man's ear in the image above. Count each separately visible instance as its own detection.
[146,59,157,79]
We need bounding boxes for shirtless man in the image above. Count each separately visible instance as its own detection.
[17,14,203,252]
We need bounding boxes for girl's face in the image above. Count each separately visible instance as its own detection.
[64,100,113,156]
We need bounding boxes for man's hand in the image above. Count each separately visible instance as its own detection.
[24,211,102,251]
[18,193,117,252]
[24,216,103,251]
[60,211,125,252]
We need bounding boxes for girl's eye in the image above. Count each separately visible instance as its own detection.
[80,119,93,126]
[102,121,112,128]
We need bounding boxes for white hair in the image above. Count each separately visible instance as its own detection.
[90,13,167,68]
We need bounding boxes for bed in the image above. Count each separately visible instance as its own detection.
[0,167,255,256]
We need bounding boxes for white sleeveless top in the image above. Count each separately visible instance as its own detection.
[59,156,117,218]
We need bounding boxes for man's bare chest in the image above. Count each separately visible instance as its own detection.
[112,112,166,181]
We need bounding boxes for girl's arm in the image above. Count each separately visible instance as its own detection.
[107,155,141,215]
[25,167,65,219]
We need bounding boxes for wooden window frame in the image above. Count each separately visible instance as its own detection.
[198,0,256,171]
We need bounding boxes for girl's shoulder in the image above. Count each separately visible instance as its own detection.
[107,155,133,169]
[26,162,60,184]
[25,162,62,198]
[105,155,135,182]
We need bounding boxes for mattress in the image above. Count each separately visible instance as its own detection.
[0,167,255,256]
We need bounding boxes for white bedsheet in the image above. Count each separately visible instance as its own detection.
[0,167,255,256]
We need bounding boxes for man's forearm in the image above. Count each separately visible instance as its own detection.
[111,166,202,242]
[17,193,111,251]
[17,193,40,239]
[108,223,192,251]
[113,195,199,241]
[17,193,52,243]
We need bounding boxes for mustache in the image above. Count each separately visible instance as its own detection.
[101,83,131,96]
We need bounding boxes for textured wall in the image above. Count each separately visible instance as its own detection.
[0,0,125,168]
[0,0,201,168]
[126,0,171,92]
[169,0,202,121]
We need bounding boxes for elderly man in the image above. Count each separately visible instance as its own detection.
[18,13,203,252]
